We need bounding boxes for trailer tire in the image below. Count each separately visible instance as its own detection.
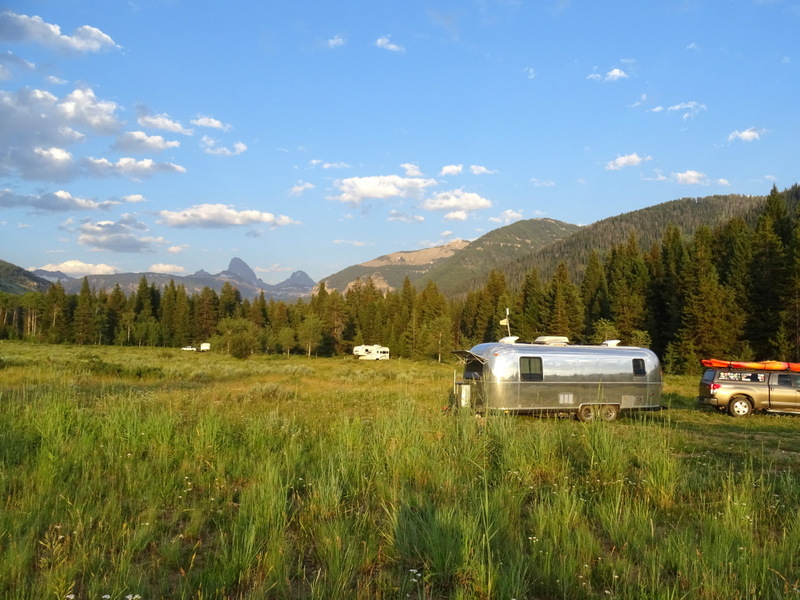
[727,396,752,417]
[576,405,597,423]
[599,404,620,422]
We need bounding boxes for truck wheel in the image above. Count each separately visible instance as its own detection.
[599,404,620,422]
[576,405,596,422]
[727,397,752,417]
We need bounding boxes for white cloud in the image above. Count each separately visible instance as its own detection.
[157,203,299,228]
[0,188,118,211]
[122,194,146,203]
[489,209,523,224]
[332,174,437,205]
[605,152,652,170]
[667,101,706,120]
[388,210,424,223]
[531,178,556,187]
[439,164,463,176]
[200,136,247,156]
[149,263,185,274]
[523,67,536,79]
[470,165,496,175]
[328,35,345,48]
[401,163,422,176]
[0,11,119,54]
[309,159,350,169]
[86,157,187,178]
[77,214,166,253]
[57,88,119,133]
[333,239,368,247]
[37,259,119,275]
[444,210,468,221]
[113,131,180,153]
[587,67,629,82]
[672,170,708,185]
[728,127,762,142]
[167,245,186,254]
[376,35,405,52]
[605,68,628,81]
[422,188,492,212]
[290,180,315,196]
[255,263,293,274]
[137,109,192,135]
[191,115,232,131]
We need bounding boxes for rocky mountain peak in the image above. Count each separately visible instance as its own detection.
[225,257,258,283]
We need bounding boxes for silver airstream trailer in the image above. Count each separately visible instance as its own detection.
[451,336,663,421]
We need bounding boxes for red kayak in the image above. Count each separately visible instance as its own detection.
[701,358,800,372]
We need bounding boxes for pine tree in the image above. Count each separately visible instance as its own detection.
[43,282,70,343]
[194,287,220,342]
[671,226,744,372]
[580,251,608,334]
[73,278,95,345]
[647,225,688,356]
[747,213,787,357]
[541,262,584,340]
[516,268,545,342]
[606,233,650,343]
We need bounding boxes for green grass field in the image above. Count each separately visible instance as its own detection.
[2,340,800,599]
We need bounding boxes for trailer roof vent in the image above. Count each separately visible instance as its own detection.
[533,336,570,346]
[601,339,621,347]
[499,336,519,344]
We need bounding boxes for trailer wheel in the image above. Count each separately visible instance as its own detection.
[599,404,620,422]
[576,405,597,423]
[727,396,752,417]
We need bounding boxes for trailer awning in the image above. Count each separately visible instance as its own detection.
[452,350,487,364]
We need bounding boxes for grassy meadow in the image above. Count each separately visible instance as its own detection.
[2,341,800,599]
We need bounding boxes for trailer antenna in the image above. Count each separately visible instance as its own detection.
[499,307,511,338]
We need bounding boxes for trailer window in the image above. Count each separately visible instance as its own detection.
[520,357,543,382]
[632,359,646,376]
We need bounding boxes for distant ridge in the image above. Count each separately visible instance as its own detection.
[321,219,579,295]
[30,257,315,301]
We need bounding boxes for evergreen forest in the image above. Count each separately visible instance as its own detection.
[2,185,800,374]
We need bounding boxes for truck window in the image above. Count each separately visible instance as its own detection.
[777,374,794,387]
[632,358,646,376]
[520,357,543,382]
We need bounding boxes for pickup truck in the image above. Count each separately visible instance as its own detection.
[698,366,800,416]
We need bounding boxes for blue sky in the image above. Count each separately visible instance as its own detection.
[1,1,797,284]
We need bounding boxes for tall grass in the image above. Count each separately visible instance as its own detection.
[3,341,800,598]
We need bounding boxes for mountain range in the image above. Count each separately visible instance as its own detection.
[30,258,316,301]
[3,188,794,300]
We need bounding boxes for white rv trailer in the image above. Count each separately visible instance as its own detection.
[353,344,390,360]
[451,336,663,421]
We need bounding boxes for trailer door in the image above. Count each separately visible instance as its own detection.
[517,356,543,409]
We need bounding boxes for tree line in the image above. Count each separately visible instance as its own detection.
[1,185,798,373]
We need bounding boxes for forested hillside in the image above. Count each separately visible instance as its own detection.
[490,192,780,294]
[0,260,50,295]
[1,184,799,373]
[321,218,579,294]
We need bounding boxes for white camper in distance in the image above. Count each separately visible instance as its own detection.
[353,344,390,360]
